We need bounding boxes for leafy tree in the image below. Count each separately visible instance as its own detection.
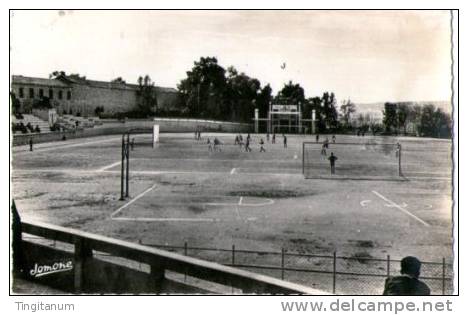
[321,92,339,130]
[178,57,227,119]
[94,106,105,117]
[136,75,158,116]
[256,84,272,119]
[340,99,356,127]
[225,67,261,122]
[397,103,410,135]
[383,102,398,133]
[419,104,452,138]
[274,81,305,106]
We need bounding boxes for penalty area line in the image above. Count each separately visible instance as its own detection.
[111,184,158,218]
[372,190,430,227]
[98,161,122,172]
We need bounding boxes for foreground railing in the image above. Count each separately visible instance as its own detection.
[17,219,328,294]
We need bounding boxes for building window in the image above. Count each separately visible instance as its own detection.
[39,89,44,98]
[19,88,24,98]
[29,88,34,98]
[67,91,71,100]
[58,90,63,100]
[49,89,54,99]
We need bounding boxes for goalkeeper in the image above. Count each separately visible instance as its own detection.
[328,152,338,175]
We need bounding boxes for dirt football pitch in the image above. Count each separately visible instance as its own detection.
[12,133,453,294]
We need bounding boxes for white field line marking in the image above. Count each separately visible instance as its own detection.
[206,198,274,207]
[112,217,219,222]
[372,190,430,227]
[230,168,236,175]
[360,200,371,207]
[110,184,158,218]
[98,161,122,172]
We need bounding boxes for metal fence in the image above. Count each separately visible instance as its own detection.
[140,241,453,295]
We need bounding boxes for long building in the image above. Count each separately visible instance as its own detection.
[11,73,180,117]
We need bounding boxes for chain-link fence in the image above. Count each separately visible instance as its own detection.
[143,241,453,295]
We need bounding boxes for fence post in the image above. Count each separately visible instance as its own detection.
[184,241,188,283]
[74,238,93,293]
[387,255,390,277]
[442,258,446,295]
[281,248,285,280]
[232,245,235,266]
[333,251,337,294]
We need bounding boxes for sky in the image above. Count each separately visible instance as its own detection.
[10,10,452,104]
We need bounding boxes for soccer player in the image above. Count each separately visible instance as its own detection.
[266,133,270,142]
[29,137,33,152]
[245,137,252,152]
[332,135,336,143]
[316,134,319,143]
[234,135,239,145]
[259,138,266,152]
[321,142,327,156]
[283,134,287,148]
[207,138,213,152]
[130,138,135,151]
[272,133,276,144]
[328,152,338,174]
[213,137,221,152]
[396,142,401,158]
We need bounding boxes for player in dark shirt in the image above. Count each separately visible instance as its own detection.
[328,152,337,174]
[260,138,266,152]
[283,134,287,148]
[383,256,431,295]
[245,137,252,152]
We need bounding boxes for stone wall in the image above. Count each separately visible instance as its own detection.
[12,118,253,146]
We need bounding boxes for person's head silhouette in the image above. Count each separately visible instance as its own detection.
[400,256,422,278]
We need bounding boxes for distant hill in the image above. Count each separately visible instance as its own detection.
[353,101,452,118]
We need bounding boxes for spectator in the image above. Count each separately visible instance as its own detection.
[383,256,431,295]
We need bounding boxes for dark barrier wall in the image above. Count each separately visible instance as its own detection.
[12,118,253,146]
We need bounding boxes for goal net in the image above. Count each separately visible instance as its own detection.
[302,140,402,179]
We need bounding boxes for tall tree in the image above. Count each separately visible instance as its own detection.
[177,57,227,119]
[383,102,398,133]
[274,81,306,106]
[321,92,339,130]
[136,75,158,116]
[340,99,356,127]
[225,66,261,122]
[397,103,410,135]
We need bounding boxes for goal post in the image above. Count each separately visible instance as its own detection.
[302,141,402,179]
[152,124,159,148]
